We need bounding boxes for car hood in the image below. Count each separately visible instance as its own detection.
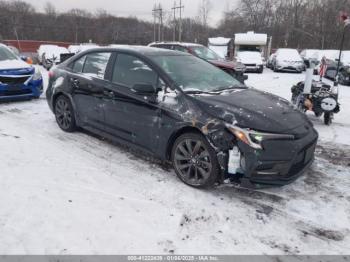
[0,59,30,70]
[192,88,312,136]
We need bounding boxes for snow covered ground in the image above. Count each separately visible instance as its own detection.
[0,67,349,255]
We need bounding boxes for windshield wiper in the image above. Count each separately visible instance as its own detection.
[184,90,218,95]
[212,85,246,92]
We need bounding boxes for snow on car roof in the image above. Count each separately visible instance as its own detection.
[276,48,302,61]
[301,49,320,59]
[234,31,267,45]
[148,41,203,47]
[208,37,231,46]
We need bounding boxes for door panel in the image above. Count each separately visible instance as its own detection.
[103,53,162,152]
[70,52,111,131]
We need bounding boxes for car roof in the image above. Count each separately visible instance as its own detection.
[148,41,204,48]
[78,45,190,57]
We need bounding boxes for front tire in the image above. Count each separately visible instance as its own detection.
[171,132,220,188]
[54,95,77,132]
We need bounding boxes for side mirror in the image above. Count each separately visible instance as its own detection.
[132,83,157,95]
[243,75,248,81]
[20,56,27,61]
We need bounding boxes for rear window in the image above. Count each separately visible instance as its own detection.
[72,56,86,73]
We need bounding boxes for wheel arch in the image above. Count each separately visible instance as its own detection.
[165,126,204,161]
[52,92,73,114]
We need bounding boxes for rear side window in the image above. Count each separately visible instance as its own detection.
[173,45,189,53]
[153,44,172,50]
[112,54,157,88]
[72,55,86,73]
[82,52,111,79]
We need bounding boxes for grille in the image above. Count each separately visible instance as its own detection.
[0,89,32,96]
[245,64,256,67]
[0,76,30,85]
[289,141,316,175]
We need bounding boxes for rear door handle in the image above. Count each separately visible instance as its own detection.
[70,78,79,87]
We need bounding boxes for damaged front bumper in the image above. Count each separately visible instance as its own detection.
[214,127,318,188]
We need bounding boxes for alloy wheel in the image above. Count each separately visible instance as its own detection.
[55,98,72,130]
[173,139,212,186]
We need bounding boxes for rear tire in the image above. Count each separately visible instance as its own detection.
[54,95,77,132]
[171,132,220,188]
[324,112,333,125]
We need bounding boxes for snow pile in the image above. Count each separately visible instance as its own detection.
[0,66,349,255]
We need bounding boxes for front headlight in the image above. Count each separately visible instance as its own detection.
[226,124,295,150]
[32,68,42,81]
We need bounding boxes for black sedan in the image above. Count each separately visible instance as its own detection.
[46,46,318,188]
[325,63,350,86]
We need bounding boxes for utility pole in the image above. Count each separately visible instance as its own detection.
[152,4,163,42]
[172,1,177,41]
[159,4,163,41]
[178,0,184,42]
[152,4,157,42]
[172,1,184,41]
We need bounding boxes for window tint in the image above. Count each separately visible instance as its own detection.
[152,55,242,92]
[72,55,86,73]
[82,52,111,78]
[112,54,158,88]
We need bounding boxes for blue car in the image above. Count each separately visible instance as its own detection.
[0,44,43,101]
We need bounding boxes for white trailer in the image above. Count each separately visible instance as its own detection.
[208,37,233,59]
[234,31,268,57]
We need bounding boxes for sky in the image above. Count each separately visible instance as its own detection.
[20,0,237,27]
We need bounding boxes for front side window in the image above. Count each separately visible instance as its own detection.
[82,52,111,79]
[152,54,242,92]
[112,53,158,89]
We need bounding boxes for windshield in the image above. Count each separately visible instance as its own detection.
[190,46,221,61]
[152,54,243,92]
[0,46,18,61]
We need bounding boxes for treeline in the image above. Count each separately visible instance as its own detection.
[0,0,210,46]
[0,0,350,49]
[217,0,350,49]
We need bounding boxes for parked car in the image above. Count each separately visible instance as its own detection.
[313,50,340,74]
[324,61,350,85]
[300,49,319,68]
[236,51,264,73]
[68,45,81,54]
[148,42,247,83]
[37,45,69,70]
[0,44,43,101]
[273,48,305,73]
[266,53,276,69]
[46,46,318,188]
